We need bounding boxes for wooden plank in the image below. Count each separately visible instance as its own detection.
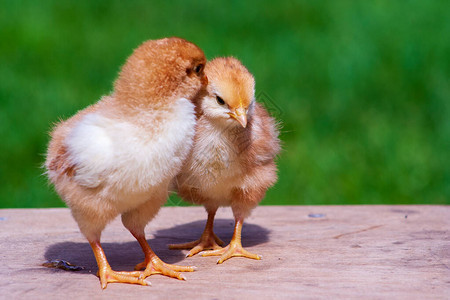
[0,206,448,299]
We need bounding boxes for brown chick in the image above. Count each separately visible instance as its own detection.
[169,57,280,263]
[45,37,207,288]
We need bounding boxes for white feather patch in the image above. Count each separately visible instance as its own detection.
[66,113,114,188]
[65,98,196,192]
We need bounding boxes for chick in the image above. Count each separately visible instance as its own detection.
[169,57,280,263]
[45,37,207,288]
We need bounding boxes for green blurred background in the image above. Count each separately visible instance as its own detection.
[1,1,449,208]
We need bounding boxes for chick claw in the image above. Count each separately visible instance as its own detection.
[169,232,224,257]
[134,255,196,281]
[199,241,262,264]
[97,268,149,289]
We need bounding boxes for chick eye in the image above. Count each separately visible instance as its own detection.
[216,96,225,105]
[193,64,204,74]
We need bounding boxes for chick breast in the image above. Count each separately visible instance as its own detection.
[176,103,280,210]
[47,96,196,213]
[66,97,196,191]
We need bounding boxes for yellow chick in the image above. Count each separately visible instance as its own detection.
[45,37,207,288]
[170,57,280,263]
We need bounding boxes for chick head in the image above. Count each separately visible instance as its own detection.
[201,57,255,128]
[114,37,207,107]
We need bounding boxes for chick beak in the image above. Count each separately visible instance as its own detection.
[231,106,247,128]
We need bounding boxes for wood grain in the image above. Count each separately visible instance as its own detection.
[0,206,448,299]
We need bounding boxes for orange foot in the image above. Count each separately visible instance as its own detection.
[169,231,224,257]
[97,267,148,289]
[168,208,224,257]
[134,255,196,280]
[200,218,261,264]
[90,241,149,289]
[200,240,262,264]
[134,236,196,281]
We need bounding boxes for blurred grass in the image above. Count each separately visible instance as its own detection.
[0,0,449,208]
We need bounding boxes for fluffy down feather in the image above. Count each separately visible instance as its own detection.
[170,57,280,263]
[45,37,207,288]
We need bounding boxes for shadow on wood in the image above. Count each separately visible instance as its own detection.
[2,206,449,298]
[43,218,270,273]
[154,218,271,247]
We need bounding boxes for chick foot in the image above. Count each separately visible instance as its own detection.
[200,240,261,264]
[90,241,149,289]
[199,218,261,264]
[134,236,196,280]
[168,231,224,257]
[135,255,196,280]
[168,207,223,257]
[97,267,149,289]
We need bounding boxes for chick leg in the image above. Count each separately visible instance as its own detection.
[121,194,196,280]
[200,218,262,264]
[133,234,196,280]
[168,208,224,257]
[89,241,148,289]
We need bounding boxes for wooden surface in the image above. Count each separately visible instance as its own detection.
[0,206,449,299]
